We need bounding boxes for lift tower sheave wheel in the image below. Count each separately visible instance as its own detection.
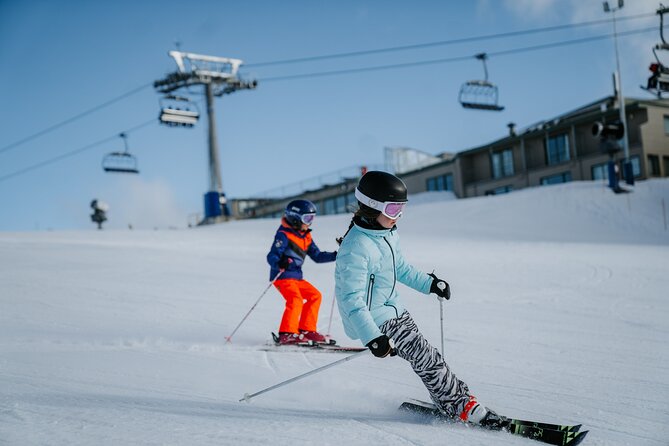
[458,53,505,112]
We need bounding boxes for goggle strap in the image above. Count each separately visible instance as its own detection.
[355,188,406,218]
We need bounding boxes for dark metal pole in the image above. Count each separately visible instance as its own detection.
[205,83,223,193]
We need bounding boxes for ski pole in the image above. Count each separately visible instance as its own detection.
[225,270,283,343]
[326,292,336,336]
[439,298,445,356]
[240,349,367,403]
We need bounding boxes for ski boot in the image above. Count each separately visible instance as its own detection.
[299,330,333,345]
[277,332,310,345]
[459,395,509,431]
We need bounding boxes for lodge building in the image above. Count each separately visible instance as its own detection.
[231,96,669,219]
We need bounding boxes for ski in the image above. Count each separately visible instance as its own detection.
[313,344,367,353]
[266,333,367,353]
[405,399,581,433]
[399,400,588,446]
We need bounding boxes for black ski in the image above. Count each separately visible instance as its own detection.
[399,400,588,446]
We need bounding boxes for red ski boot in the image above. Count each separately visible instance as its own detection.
[277,332,309,345]
[299,330,332,345]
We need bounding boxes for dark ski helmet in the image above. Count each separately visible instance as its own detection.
[355,171,408,219]
[284,199,317,228]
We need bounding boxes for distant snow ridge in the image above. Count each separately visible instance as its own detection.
[405,179,669,244]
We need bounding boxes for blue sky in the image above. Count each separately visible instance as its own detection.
[0,0,664,230]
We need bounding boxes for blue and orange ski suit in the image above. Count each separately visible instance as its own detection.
[267,219,337,334]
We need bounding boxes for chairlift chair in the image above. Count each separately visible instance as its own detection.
[641,5,669,98]
[159,94,200,127]
[102,133,139,174]
[458,53,505,111]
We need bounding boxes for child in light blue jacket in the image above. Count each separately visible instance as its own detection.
[335,171,504,428]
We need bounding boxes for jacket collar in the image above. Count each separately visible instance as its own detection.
[280,218,311,236]
[352,216,395,237]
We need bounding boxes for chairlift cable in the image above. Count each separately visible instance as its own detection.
[0,119,155,184]
[1,14,657,157]
[0,22,663,183]
[0,82,152,156]
[246,12,655,68]
[259,26,659,82]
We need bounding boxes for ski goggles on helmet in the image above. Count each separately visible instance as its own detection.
[300,213,316,225]
[355,188,407,219]
[287,211,316,226]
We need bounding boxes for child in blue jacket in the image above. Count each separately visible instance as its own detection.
[335,171,504,428]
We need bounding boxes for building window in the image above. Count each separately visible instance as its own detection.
[591,163,608,180]
[619,156,641,177]
[335,195,347,213]
[664,156,669,177]
[485,185,513,195]
[664,115,669,135]
[346,192,357,212]
[323,197,337,215]
[491,149,514,178]
[546,134,570,165]
[426,173,454,191]
[540,171,572,185]
[631,156,641,177]
[648,154,661,177]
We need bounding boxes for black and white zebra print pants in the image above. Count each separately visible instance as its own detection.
[379,310,470,419]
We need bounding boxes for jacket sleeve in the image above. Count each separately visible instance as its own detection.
[395,241,432,295]
[267,231,288,269]
[335,243,383,345]
[307,239,337,263]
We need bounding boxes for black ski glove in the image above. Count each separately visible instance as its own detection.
[278,256,292,270]
[429,272,451,300]
[366,335,397,358]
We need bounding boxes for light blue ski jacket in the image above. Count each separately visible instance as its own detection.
[334,222,433,345]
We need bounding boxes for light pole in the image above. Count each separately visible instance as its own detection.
[604,0,634,185]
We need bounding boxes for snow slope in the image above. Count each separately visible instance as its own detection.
[1,180,668,446]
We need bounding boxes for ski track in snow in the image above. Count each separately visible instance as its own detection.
[1,180,668,445]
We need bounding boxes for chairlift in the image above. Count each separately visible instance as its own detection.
[458,53,505,111]
[159,94,200,127]
[641,5,669,98]
[102,133,139,174]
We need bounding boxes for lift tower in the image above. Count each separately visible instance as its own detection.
[154,51,257,223]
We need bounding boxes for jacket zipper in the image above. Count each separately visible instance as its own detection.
[366,274,375,310]
[382,237,400,318]
[383,238,397,298]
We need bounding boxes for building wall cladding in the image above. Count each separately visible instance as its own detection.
[240,97,669,219]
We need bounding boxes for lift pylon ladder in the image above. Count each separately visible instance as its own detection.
[102,133,139,174]
[458,53,505,111]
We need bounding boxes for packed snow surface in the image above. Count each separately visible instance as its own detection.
[1,180,668,445]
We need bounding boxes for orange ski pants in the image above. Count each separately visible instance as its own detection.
[274,278,322,333]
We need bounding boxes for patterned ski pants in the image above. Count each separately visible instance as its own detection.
[379,311,470,418]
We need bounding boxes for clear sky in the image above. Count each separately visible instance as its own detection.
[0,0,664,230]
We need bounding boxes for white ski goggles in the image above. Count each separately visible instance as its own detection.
[355,188,407,219]
[300,213,316,225]
[287,211,316,226]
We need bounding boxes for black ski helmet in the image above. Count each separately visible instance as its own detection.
[284,199,317,228]
[356,171,408,206]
